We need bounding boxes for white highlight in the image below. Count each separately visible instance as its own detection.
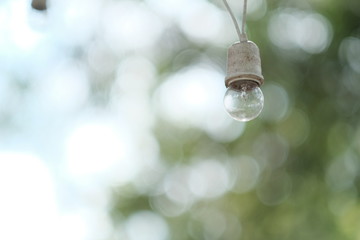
[102,1,164,52]
[65,119,136,184]
[339,37,360,74]
[0,0,43,55]
[188,160,230,199]
[229,156,260,194]
[179,1,224,43]
[38,61,89,113]
[156,65,246,140]
[260,84,289,122]
[125,211,169,240]
[0,152,58,240]
[49,0,101,46]
[268,9,332,54]
[156,66,224,127]
[163,167,194,213]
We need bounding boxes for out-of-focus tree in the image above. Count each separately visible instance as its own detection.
[0,0,360,239]
[109,0,360,240]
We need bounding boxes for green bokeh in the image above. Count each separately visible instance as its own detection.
[110,0,360,239]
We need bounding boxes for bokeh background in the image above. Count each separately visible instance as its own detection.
[1,0,360,239]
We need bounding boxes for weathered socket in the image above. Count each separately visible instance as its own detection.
[225,41,264,87]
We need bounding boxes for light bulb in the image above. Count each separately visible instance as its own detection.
[222,0,265,122]
[224,40,265,122]
[224,80,264,122]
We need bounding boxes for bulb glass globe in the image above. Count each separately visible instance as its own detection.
[224,80,264,122]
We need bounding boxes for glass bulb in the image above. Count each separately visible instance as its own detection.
[224,80,264,122]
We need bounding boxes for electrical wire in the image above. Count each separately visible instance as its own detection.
[222,0,241,41]
[222,0,248,42]
[241,0,247,35]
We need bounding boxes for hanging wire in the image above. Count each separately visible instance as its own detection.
[222,0,248,42]
[241,0,247,35]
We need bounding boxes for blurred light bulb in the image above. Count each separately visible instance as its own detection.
[224,80,264,121]
[224,41,265,122]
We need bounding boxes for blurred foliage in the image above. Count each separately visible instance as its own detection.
[1,0,360,239]
[109,0,360,239]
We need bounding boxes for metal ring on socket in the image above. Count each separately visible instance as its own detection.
[225,74,264,88]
